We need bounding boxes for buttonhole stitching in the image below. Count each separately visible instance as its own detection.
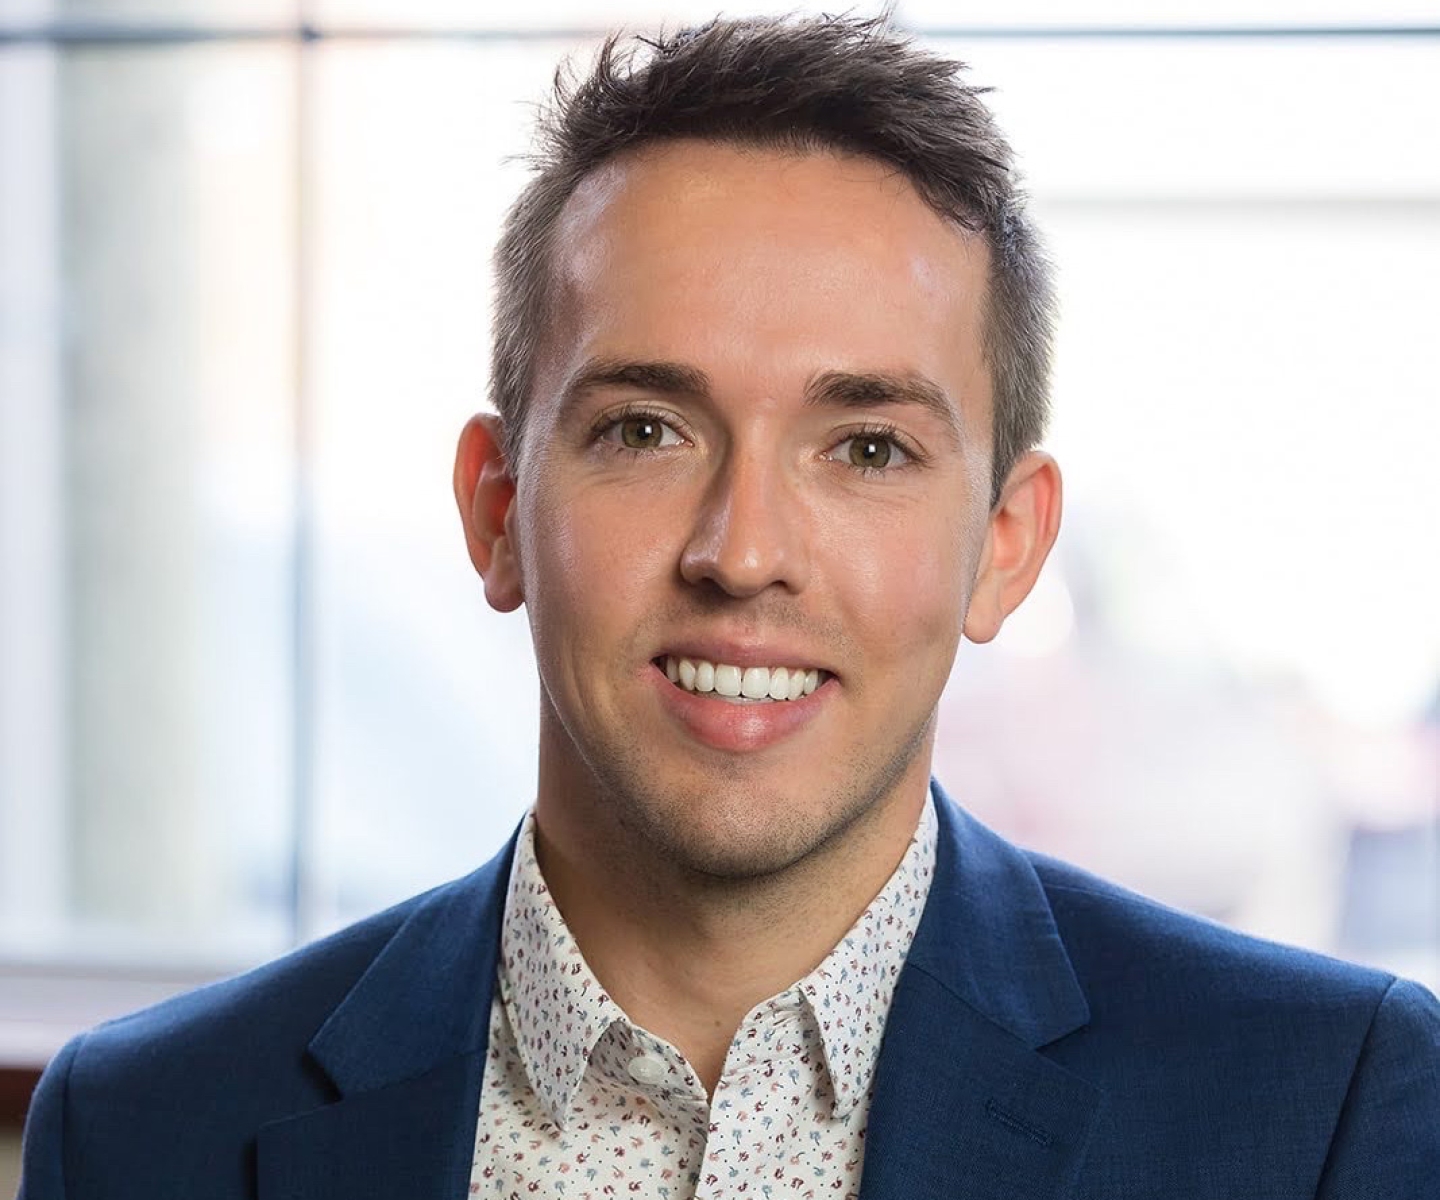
[985,1098,1052,1147]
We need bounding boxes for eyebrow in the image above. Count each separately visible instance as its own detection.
[557,358,712,417]
[805,370,965,447]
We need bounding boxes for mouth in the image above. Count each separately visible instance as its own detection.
[656,654,829,704]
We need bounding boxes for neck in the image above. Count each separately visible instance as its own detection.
[532,770,928,1094]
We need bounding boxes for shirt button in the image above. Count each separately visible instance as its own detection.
[626,1054,669,1085]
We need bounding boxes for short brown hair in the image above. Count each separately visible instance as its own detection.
[491,14,1055,504]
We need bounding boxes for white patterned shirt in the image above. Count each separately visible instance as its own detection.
[469,796,938,1200]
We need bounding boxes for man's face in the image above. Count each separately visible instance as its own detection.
[489,141,1008,880]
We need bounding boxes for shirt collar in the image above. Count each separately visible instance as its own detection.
[795,794,938,1118]
[497,814,628,1125]
[498,794,938,1125]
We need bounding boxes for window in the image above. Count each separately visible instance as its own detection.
[2,5,1437,1071]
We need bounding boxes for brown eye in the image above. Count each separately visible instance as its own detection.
[620,418,662,449]
[612,415,678,450]
[847,435,893,469]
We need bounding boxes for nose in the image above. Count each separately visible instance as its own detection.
[679,448,811,597]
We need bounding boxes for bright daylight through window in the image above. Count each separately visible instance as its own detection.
[1,0,1437,1075]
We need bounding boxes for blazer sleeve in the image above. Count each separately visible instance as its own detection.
[1316,977,1440,1199]
[17,1035,84,1200]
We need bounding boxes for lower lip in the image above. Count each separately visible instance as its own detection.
[648,663,832,753]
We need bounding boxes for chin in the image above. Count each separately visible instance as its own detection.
[601,768,894,885]
[563,702,937,883]
[660,818,832,882]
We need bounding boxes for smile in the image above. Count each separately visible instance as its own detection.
[661,655,824,703]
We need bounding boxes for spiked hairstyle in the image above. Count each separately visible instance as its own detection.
[490,14,1055,505]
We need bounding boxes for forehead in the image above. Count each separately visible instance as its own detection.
[538,140,991,427]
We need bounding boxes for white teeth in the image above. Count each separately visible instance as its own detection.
[740,667,770,699]
[662,656,825,702]
[714,664,743,697]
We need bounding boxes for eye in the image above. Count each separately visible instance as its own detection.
[832,431,912,472]
[599,413,684,451]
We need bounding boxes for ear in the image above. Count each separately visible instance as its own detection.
[453,413,524,613]
[963,451,1063,644]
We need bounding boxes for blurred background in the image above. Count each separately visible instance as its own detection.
[1,0,1438,1180]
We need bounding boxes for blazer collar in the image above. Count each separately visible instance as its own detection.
[307,826,517,1095]
[256,828,518,1200]
[913,781,1090,1047]
[858,782,1101,1200]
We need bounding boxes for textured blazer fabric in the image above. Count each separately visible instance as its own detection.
[20,783,1440,1199]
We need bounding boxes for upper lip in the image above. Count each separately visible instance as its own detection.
[654,638,834,675]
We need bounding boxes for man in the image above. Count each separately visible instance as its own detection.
[19,14,1440,1200]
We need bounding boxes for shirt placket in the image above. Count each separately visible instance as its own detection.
[694,996,816,1200]
[588,1022,711,1197]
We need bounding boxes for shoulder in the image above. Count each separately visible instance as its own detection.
[926,787,1430,1049]
[1027,850,1440,1128]
[1028,849,1408,1021]
[20,850,515,1199]
[18,900,416,1200]
[1018,853,1440,1194]
[37,861,500,1122]
[922,790,1440,1191]
[45,889,422,1129]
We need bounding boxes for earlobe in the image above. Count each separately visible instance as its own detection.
[963,451,1062,645]
[453,413,525,613]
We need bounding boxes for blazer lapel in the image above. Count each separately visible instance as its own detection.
[256,830,518,1200]
[254,1053,487,1200]
[860,785,1103,1200]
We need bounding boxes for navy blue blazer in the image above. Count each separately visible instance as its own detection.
[19,785,1440,1198]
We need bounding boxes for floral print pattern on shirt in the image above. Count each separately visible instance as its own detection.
[470,796,938,1200]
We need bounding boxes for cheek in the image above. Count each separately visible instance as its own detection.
[520,481,679,636]
[826,508,975,642]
